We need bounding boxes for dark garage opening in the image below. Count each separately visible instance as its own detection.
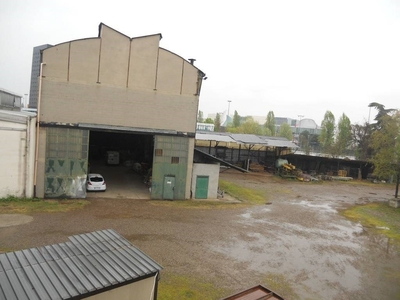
[87,130,154,199]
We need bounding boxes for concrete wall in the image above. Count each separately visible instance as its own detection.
[186,138,195,198]
[85,276,157,300]
[0,114,36,198]
[40,81,198,133]
[152,135,192,200]
[35,127,47,198]
[192,163,220,199]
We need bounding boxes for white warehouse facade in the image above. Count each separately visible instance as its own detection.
[0,110,36,198]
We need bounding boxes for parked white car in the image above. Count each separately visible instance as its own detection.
[86,173,106,192]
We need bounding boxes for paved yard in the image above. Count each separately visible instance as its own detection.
[1,170,399,299]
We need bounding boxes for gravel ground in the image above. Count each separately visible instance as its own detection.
[1,170,400,299]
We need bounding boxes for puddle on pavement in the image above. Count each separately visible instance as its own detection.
[212,200,400,299]
[292,200,337,213]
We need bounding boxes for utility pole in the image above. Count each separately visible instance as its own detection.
[297,115,304,148]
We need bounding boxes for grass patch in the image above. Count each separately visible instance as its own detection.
[219,179,267,204]
[262,273,300,300]
[341,202,400,243]
[158,273,227,300]
[150,179,269,208]
[0,196,90,214]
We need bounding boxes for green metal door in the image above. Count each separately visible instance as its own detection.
[163,176,175,200]
[195,176,209,199]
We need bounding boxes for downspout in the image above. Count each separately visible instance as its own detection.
[33,62,45,197]
[24,114,31,197]
[150,272,160,300]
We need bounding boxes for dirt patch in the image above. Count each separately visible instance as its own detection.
[0,214,33,228]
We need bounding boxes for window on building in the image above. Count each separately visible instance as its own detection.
[171,157,179,164]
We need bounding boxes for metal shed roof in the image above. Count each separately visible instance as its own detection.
[0,110,36,124]
[196,132,298,148]
[257,136,298,148]
[230,134,267,145]
[195,132,236,143]
[0,229,163,300]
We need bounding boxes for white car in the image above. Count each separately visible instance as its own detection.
[86,173,106,192]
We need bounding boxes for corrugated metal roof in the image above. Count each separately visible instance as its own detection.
[195,132,236,143]
[0,229,162,300]
[196,132,298,149]
[257,136,298,148]
[230,134,267,145]
[0,110,36,124]
[0,87,23,97]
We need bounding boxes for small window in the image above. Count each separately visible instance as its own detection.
[155,149,163,156]
[171,157,179,164]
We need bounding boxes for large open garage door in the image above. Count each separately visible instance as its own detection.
[87,130,153,199]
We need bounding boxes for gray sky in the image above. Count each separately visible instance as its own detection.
[1,0,399,125]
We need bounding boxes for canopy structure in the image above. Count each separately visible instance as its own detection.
[195,132,298,150]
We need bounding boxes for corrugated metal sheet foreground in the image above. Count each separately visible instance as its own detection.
[0,229,162,300]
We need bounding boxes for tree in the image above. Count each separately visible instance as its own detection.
[197,110,204,123]
[333,113,352,157]
[368,102,396,130]
[319,110,335,154]
[309,133,320,153]
[226,116,265,134]
[233,110,241,128]
[265,111,276,136]
[370,112,400,198]
[350,102,395,161]
[214,113,221,132]
[299,130,312,154]
[240,117,264,134]
[279,123,293,141]
[351,122,372,160]
[204,118,214,124]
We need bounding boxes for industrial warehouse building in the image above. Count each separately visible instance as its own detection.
[33,23,206,200]
[0,88,23,111]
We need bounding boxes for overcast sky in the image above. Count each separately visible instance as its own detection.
[1,0,399,125]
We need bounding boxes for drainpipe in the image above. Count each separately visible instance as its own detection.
[33,62,45,197]
[24,114,31,197]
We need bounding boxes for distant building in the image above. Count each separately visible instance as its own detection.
[207,113,321,135]
[275,117,321,135]
[196,122,215,131]
[0,87,22,111]
[28,44,52,108]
